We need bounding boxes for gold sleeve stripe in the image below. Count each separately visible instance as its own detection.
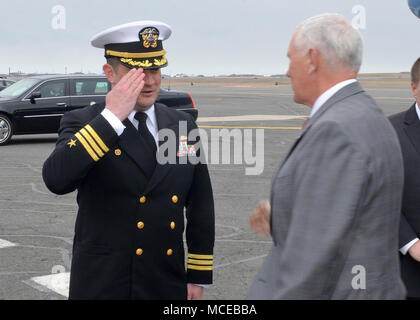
[85,125,109,153]
[80,128,104,158]
[187,264,213,271]
[188,254,213,260]
[188,259,213,266]
[75,132,100,162]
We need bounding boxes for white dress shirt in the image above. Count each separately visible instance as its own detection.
[310,79,358,117]
[101,105,159,147]
[400,102,420,255]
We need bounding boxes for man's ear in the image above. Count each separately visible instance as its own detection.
[412,82,418,100]
[307,48,320,74]
[103,64,115,84]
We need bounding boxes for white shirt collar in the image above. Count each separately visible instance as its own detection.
[415,102,420,121]
[129,105,157,128]
[128,104,158,144]
[310,79,358,118]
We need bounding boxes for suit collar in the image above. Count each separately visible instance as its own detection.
[310,79,358,118]
[302,81,364,136]
[403,103,420,158]
[404,103,420,125]
[280,81,364,166]
[155,103,178,132]
[144,103,180,194]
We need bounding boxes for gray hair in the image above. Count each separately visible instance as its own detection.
[294,13,363,73]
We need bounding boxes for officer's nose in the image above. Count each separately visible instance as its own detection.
[143,70,155,86]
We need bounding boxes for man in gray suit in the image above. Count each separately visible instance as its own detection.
[248,13,406,299]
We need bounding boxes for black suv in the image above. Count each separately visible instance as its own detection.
[0,74,197,145]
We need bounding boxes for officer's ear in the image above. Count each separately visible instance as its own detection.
[412,81,419,101]
[103,63,116,85]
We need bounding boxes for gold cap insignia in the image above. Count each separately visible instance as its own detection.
[139,27,159,49]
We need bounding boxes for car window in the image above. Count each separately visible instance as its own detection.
[0,78,41,97]
[38,80,66,98]
[73,79,109,96]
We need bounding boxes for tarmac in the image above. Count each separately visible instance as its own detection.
[0,75,413,299]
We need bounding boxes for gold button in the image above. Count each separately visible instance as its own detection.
[167,249,173,256]
[136,248,143,256]
[114,149,122,156]
[139,196,147,204]
[137,221,144,229]
[170,221,175,230]
[171,195,178,204]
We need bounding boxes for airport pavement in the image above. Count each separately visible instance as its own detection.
[0,79,413,299]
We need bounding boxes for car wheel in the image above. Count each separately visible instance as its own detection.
[0,114,13,145]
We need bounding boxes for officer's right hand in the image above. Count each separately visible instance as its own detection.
[105,68,145,121]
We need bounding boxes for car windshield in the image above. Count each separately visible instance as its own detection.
[0,78,41,98]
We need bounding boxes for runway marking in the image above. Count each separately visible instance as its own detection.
[214,193,261,198]
[215,224,242,239]
[30,183,49,195]
[200,125,301,130]
[26,272,70,298]
[0,235,73,269]
[0,208,75,215]
[215,239,272,244]
[366,88,411,92]
[0,199,76,207]
[0,234,73,245]
[214,254,268,269]
[0,183,48,194]
[0,164,42,173]
[373,96,412,100]
[24,164,42,173]
[17,244,72,269]
[0,183,34,188]
[0,271,45,276]
[197,114,306,122]
[0,176,42,178]
[0,239,17,248]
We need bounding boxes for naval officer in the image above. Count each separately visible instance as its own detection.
[42,21,215,300]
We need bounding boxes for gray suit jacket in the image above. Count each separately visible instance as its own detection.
[248,82,406,299]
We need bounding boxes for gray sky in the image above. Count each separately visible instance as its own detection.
[2,0,419,76]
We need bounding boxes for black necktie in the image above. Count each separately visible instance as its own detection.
[134,112,157,155]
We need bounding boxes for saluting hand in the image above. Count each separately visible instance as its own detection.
[105,68,145,121]
[249,200,271,237]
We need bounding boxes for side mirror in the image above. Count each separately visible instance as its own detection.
[30,91,41,104]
